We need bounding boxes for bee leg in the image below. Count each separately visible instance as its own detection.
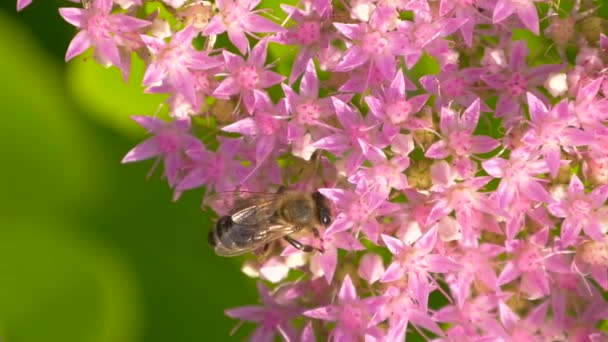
[276,185,287,194]
[284,236,324,253]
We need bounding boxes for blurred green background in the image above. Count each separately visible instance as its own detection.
[0,2,257,341]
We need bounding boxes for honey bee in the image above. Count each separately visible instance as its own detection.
[208,189,332,257]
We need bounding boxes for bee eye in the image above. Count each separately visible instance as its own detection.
[320,208,331,225]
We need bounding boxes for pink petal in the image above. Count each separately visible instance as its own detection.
[470,136,500,154]
[497,261,520,285]
[526,92,548,124]
[582,220,605,242]
[65,30,91,61]
[121,138,160,163]
[58,7,86,27]
[499,302,520,330]
[567,174,585,197]
[212,78,239,98]
[516,2,540,35]
[381,234,405,255]
[243,15,286,33]
[325,213,352,236]
[311,133,350,154]
[222,118,258,135]
[460,98,480,132]
[130,115,165,132]
[416,225,438,253]
[425,141,449,159]
[439,107,458,134]
[380,262,404,283]
[333,23,364,40]
[542,144,562,178]
[304,305,338,321]
[17,0,32,11]
[492,0,516,24]
[224,305,265,321]
[319,247,338,284]
[374,54,396,80]
[560,218,581,247]
[300,60,319,98]
[335,46,369,72]
[338,275,357,301]
[227,29,249,55]
[520,179,554,204]
[358,253,385,284]
[176,168,208,191]
[482,158,507,177]
[202,15,226,35]
[589,185,608,208]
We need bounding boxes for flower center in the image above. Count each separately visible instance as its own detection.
[386,100,412,125]
[296,21,321,45]
[516,247,541,272]
[157,131,180,154]
[506,73,527,97]
[362,31,388,55]
[296,100,323,124]
[256,115,280,135]
[338,302,366,331]
[237,65,260,89]
[570,199,591,217]
[449,130,473,156]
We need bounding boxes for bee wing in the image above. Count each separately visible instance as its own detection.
[213,222,301,257]
[228,194,285,225]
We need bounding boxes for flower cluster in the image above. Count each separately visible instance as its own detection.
[20,0,608,340]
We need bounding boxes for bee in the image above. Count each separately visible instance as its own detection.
[208,188,332,257]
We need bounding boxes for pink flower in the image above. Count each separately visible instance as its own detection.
[548,174,608,246]
[225,282,302,342]
[122,116,203,187]
[59,0,151,81]
[203,0,286,54]
[140,26,221,109]
[311,97,389,175]
[482,147,554,209]
[333,6,405,81]
[481,40,563,124]
[365,72,430,141]
[304,275,385,341]
[522,93,594,177]
[425,99,500,176]
[497,229,552,300]
[213,39,285,114]
[319,183,400,244]
[273,1,333,83]
[176,136,248,196]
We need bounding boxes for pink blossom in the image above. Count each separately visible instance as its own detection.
[140,25,222,108]
[59,0,150,81]
[122,116,203,187]
[225,282,301,342]
[203,0,286,55]
[213,39,285,114]
[425,99,500,176]
[548,174,608,246]
[482,147,554,209]
[311,97,389,175]
[304,275,385,341]
[522,93,594,177]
